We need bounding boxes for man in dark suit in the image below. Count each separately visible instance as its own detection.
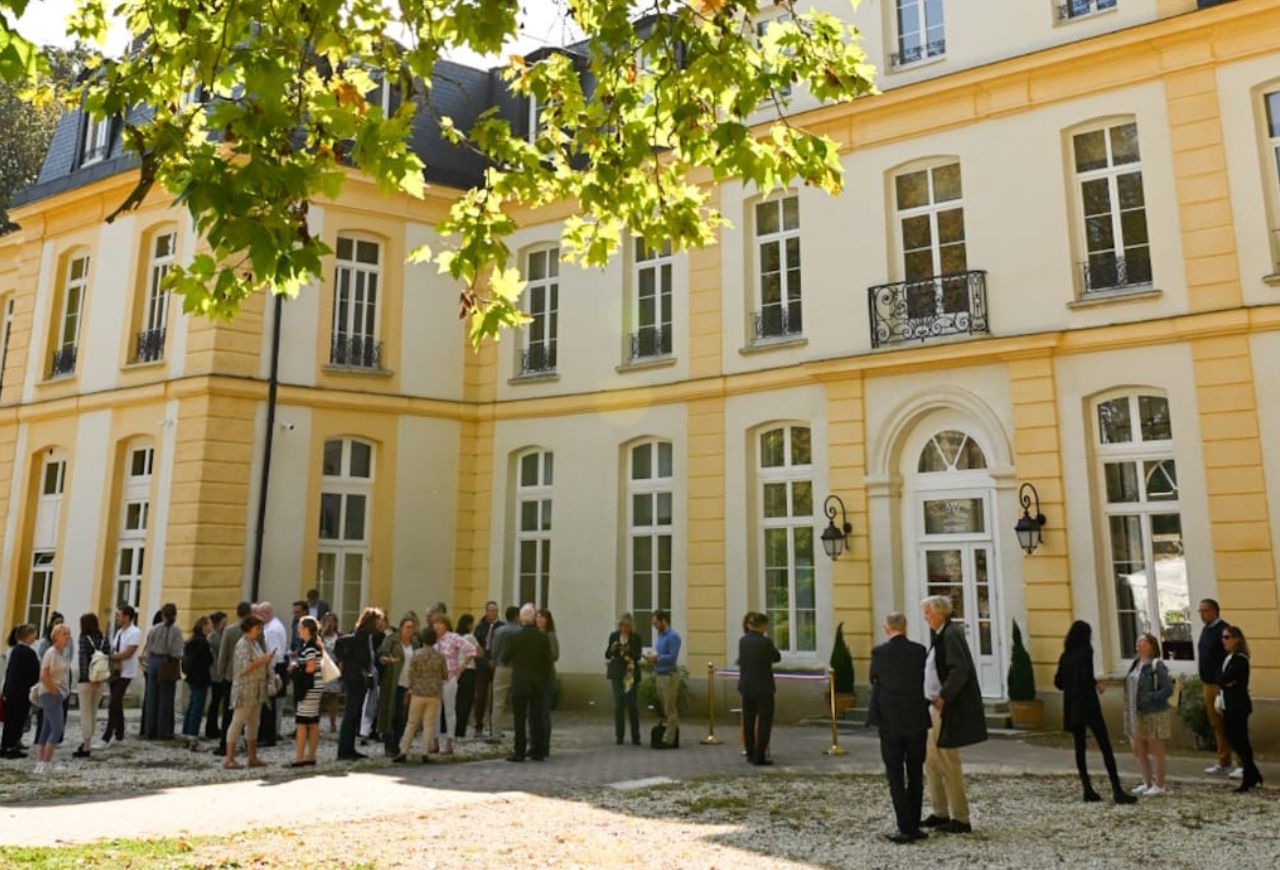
[868,612,932,844]
[738,611,781,766]
[305,589,331,621]
[501,604,552,762]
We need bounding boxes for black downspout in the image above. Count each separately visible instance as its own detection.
[251,292,284,601]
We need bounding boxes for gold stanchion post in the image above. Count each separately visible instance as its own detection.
[701,662,723,745]
[824,666,847,756]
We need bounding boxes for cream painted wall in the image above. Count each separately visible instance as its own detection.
[1249,331,1280,628]
[487,403,688,674]
[0,422,27,633]
[1217,53,1280,307]
[255,404,313,610]
[56,410,113,625]
[723,384,832,667]
[20,239,55,402]
[398,222,465,402]
[1054,342,1214,673]
[271,207,324,387]
[389,416,461,618]
[144,400,180,623]
[494,222,691,403]
[79,216,134,393]
[164,214,195,381]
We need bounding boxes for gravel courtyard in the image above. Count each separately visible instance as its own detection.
[1,716,1276,868]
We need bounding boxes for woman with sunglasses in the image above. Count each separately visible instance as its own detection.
[1219,625,1263,793]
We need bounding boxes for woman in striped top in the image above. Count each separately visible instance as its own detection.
[290,616,324,767]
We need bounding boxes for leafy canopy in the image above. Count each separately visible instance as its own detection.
[1,0,875,342]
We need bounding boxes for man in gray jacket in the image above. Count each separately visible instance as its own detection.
[211,602,252,755]
[488,606,522,736]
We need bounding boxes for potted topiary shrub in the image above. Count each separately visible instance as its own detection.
[1007,620,1043,729]
[825,622,857,715]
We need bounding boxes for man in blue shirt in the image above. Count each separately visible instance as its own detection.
[646,610,682,748]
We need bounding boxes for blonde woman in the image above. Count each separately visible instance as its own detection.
[1124,632,1173,796]
[34,623,73,773]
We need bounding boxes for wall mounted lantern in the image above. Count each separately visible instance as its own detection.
[1015,482,1047,555]
[821,494,853,561]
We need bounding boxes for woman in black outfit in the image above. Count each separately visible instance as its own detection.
[1054,620,1137,804]
[454,613,476,738]
[605,614,643,745]
[1220,625,1263,793]
[1,624,41,758]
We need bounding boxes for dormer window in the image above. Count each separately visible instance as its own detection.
[82,116,110,166]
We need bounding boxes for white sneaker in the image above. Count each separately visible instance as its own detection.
[32,761,46,775]
[1144,785,1166,797]
[1204,763,1230,774]
[1131,783,1150,795]
[1229,767,1244,779]
[91,739,109,751]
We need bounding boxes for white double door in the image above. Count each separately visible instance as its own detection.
[916,493,1004,698]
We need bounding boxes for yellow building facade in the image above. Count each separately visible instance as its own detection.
[2,0,1280,725]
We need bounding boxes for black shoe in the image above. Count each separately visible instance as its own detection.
[886,831,922,845]
[391,754,407,764]
[753,759,774,767]
[529,755,545,762]
[938,820,972,834]
[212,745,226,756]
[1083,788,1103,803]
[420,756,432,764]
[72,747,90,759]
[616,737,624,745]
[506,755,525,763]
[632,738,641,746]
[1234,781,1260,794]
[337,751,368,761]
[908,830,928,842]
[920,814,950,828]
[1113,790,1138,805]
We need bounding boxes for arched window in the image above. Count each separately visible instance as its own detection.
[758,424,815,653]
[516,449,554,608]
[330,236,382,369]
[628,440,673,643]
[137,228,177,362]
[114,441,154,607]
[29,449,68,628]
[917,430,987,473]
[1093,391,1188,661]
[52,251,90,378]
[317,438,374,629]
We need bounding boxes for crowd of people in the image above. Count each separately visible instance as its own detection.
[0,588,1266,842]
[864,595,1265,845]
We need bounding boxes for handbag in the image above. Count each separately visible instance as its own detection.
[1214,691,1226,714]
[88,650,112,683]
[268,667,283,697]
[158,656,182,682]
[320,650,342,684]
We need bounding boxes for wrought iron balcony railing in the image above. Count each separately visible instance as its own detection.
[328,334,383,370]
[1079,252,1152,295]
[50,344,77,378]
[519,343,557,376]
[752,306,803,344]
[629,326,672,361]
[890,38,946,68]
[134,328,166,364]
[868,270,988,349]
[1058,0,1116,19]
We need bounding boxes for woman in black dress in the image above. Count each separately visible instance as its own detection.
[605,614,643,745]
[1054,620,1136,804]
[1,624,41,758]
[1220,625,1263,793]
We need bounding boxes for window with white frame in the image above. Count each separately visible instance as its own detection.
[318,438,373,631]
[138,230,176,363]
[753,196,802,341]
[516,449,553,609]
[755,10,794,99]
[759,425,815,653]
[628,440,673,645]
[1073,121,1151,293]
[632,239,673,360]
[1264,89,1280,267]
[1058,0,1116,21]
[520,248,559,375]
[893,161,973,321]
[1094,391,1190,662]
[331,236,382,369]
[28,552,55,629]
[28,452,66,628]
[0,296,13,394]
[114,444,154,608]
[893,0,946,68]
[52,254,89,377]
[81,116,110,165]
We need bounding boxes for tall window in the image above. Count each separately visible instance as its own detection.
[1265,89,1280,266]
[893,161,973,323]
[632,239,673,360]
[331,236,382,369]
[755,10,794,99]
[894,0,945,67]
[1095,392,1189,661]
[29,452,67,628]
[759,425,815,653]
[754,196,802,341]
[1073,121,1151,293]
[114,444,153,607]
[138,230,176,363]
[628,440,673,644]
[521,248,559,375]
[28,552,55,629]
[0,296,13,395]
[317,438,373,630]
[81,116,110,165]
[516,449,553,608]
[53,254,89,377]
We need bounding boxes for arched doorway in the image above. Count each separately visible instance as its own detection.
[906,427,1005,698]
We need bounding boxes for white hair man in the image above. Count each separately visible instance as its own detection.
[868,611,931,844]
[919,595,987,835]
[256,601,289,746]
[500,602,552,761]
